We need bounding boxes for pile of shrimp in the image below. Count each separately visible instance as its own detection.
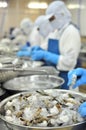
[4,90,85,127]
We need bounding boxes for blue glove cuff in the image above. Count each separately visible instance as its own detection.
[44,51,59,65]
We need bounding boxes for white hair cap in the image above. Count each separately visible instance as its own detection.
[45,1,72,30]
[20,18,33,35]
[35,15,45,27]
[35,15,54,37]
[12,28,22,37]
[20,18,32,29]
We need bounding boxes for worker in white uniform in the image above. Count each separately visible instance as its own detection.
[12,27,27,47]
[17,18,43,57]
[68,68,86,117]
[30,1,81,89]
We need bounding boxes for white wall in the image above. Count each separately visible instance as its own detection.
[66,0,86,36]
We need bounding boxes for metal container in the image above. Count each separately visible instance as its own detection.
[3,75,64,93]
[0,71,19,83]
[0,87,5,96]
[0,87,8,101]
[0,90,86,130]
[0,87,6,97]
[0,120,8,130]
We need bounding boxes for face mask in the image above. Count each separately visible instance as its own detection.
[39,20,54,37]
[46,1,71,30]
[22,27,32,35]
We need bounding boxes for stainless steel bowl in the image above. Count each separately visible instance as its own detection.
[3,75,64,92]
[0,87,8,101]
[0,88,6,97]
[0,90,86,130]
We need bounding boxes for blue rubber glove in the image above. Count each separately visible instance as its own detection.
[68,68,86,88]
[78,102,86,117]
[31,45,43,52]
[31,50,59,65]
[20,45,29,51]
[17,50,31,57]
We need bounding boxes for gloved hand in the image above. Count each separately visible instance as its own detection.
[31,50,59,65]
[78,102,86,117]
[17,50,31,57]
[20,42,30,51]
[20,45,29,51]
[31,45,43,52]
[68,68,86,88]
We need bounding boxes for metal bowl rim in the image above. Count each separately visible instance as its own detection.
[3,76,64,91]
[0,89,86,129]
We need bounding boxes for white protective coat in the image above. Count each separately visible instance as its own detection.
[57,24,81,71]
[41,24,81,71]
[28,26,43,47]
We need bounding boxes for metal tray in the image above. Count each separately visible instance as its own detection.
[0,120,8,130]
[0,56,16,64]
[0,71,19,83]
[3,75,64,92]
[0,56,44,69]
[24,60,44,68]
[0,66,59,83]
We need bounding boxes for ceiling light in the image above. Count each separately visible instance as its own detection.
[28,2,48,9]
[67,4,85,9]
[0,1,8,8]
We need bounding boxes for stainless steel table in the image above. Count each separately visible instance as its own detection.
[0,120,9,130]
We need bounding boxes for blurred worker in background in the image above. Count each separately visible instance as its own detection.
[68,68,86,117]
[17,18,43,56]
[17,18,33,51]
[0,27,14,46]
[20,18,32,36]
[12,27,27,47]
[9,27,15,40]
[28,1,81,89]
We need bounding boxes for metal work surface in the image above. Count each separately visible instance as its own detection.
[0,120,8,130]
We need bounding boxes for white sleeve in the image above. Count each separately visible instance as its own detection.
[28,27,43,46]
[57,25,81,71]
[40,37,48,50]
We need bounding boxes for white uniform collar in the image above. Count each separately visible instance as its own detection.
[59,23,71,36]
